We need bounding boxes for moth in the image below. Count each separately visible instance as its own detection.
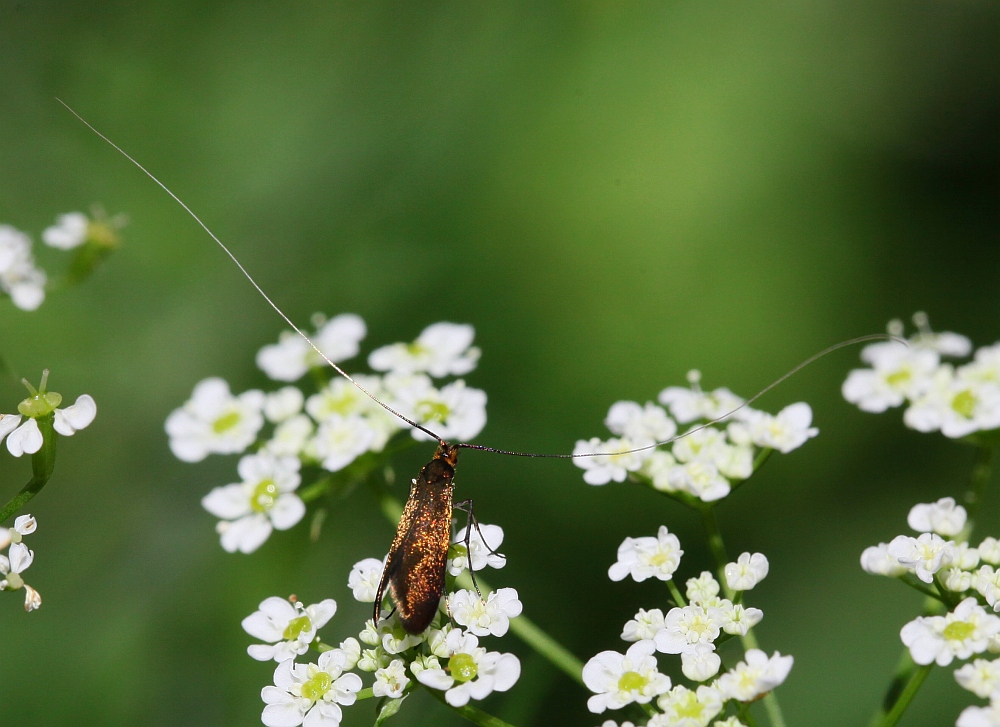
[59,99,892,636]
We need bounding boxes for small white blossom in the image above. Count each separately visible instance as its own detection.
[639,450,680,492]
[0,542,40,610]
[264,414,314,457]
[357,645,391,673]
[42,212,89,249]
[666,460,731,502]
[261,649,362,727]
[621,608,666,642]
[52,394,97,436]
[946,567,975,593]
[955,543,983,570]
[976,566,1000,610]
[599,722,636,727]
[373,658,409,699]
[904,366,1000,438]
[671,427,726,464]
[6,418,42,457]
[725,552,769,591]
[574,437,650,486]
[339,638,361,671]
[906,313,972,357]
[449,524,506,576]
[414,628,520,707]
[257,313,367,382]
[962,344,1000,385]
[388,375,487,443]
[608,526,683,583]
[243,596,337,662]
[712,443,754,480]
[659,375,745,424]
[605,401,677,443]
[716,602,764,636]
[651,684,723,727]
[348,558,384,603]
[716,649,794,702]
[368,322,480,378]
[583,640,672,713]
[861,543,910,577]
[308,414,376,472]
[983,538,1000,566]
[958,698,1000,727]
[901,597,1000,666]
[6,514,37,544]
[165,378,264,462]
[264,386,305,423]
[680,643,721,682]
[842,342,939,412]
[0,224,46,311]
[887,533,955,584]
[371,616,425,655]
[305,376,399,452]
[0,413,21,451]
[956,658,1000,698]
[201,452,305,553]
[449,588,523,637]
[686,572,721,606]
[654,606,723,654]
[738,403,818,454]
[713,719,747,727]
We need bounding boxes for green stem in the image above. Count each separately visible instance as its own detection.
[667,579,687,607]
[875,663,933,727]
[454,569,585,687]
[699,504,786,727]
[0,415,57,524]
[739,701,761,727]
[728,448,775,497]
[964,445,996,541]
[423,683,519,727]
[897,575,945,604]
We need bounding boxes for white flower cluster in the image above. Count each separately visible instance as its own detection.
[586,526,790,725]
[0,394,97,457]
[0,211,124,311]
[844,313,1000,439]
[574,371,817,502]
[346,522,521,708]
[862,497,1000,726]
[167,317,488,553]
[0,515,42,611]
[245,522,521,726]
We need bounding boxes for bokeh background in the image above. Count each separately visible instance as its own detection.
[1,2,999,725]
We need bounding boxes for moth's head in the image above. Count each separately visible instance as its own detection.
[435,441,460,467]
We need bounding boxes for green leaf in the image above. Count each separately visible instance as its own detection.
[374,694,407,725]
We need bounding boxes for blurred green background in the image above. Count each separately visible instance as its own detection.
[1,2,999,725]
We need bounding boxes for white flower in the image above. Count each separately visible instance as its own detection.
[639,450,680,492]
[686,572,721,606]
[713,719,747,727]
[962,344,1000,385]
[0,542,40,609]
[659,376,745,424]
[449,588,523,637]
[680,643,721,682]
[654,606,722,654]
[842,342,939,412]
[574,437,649,486]
[955,658,1000,698]
[339,638,361,671]
[946,567,975,593]
[901,598,1000,666]
[52,394,97,436]
[716,602,764,636]
[243,596,337,662]
[599,722,636,727]
[201,452,305,553]
[256,313,367,382]
[976,566,1000,610]
[264,414,315,457]
[905,366,1000,438]
[373,659,409,699]
[861,543,910,577]
[583,640,672,713]
[264,387,305,423]
[357,645,391,673]
[887,533,955,584]
[672,427,726,464]
[651,684,723,727]
[414,628,520,707]
[261,649,362,727]
[724,552,769,591]
[369,616,425,655]
[666,460,731,502]
[449,523,506,576]
[6,418,42,457]
[955,543,983,570]
[908,497,967,537]
[348,558,385,603]
[958,698,1000,727]
[308,414,376,472]
[0,224,46,311]
[6,514,37,544]
[305,376,399,452]
[712,443,754,480]
[608,526,683,583]
[622,608,666,642]
[983,538,1000,566]
[739,403,818,454]
[22,584,41,612]
[368,322,480,378]
[605,401,677,443]
[165,378,264,462]
[0,413,21,450]
[716,649,794,702]
[42,212,89,249]
[387,375,487,443]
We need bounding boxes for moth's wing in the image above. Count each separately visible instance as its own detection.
[389,481,453,634]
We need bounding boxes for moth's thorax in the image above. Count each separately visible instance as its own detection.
[419,442,459,485]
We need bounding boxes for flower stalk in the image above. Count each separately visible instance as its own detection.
[0,414,56,524]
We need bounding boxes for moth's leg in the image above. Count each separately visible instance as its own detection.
[453,498,506,602]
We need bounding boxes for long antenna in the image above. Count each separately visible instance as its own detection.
[59,99,895,460]
[56,98,446,445]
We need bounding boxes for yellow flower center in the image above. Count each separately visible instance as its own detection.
[618,670,647,692]
[283,615,312,640]
[944,620,976,641]
[213,411,241,433]
[448,654,478,683]
[886,368,912,387]
[675,692,705,718]
[300,672,332,702]
[952,390,977,419]
[417,400,450,423]
[251,479,279,513]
